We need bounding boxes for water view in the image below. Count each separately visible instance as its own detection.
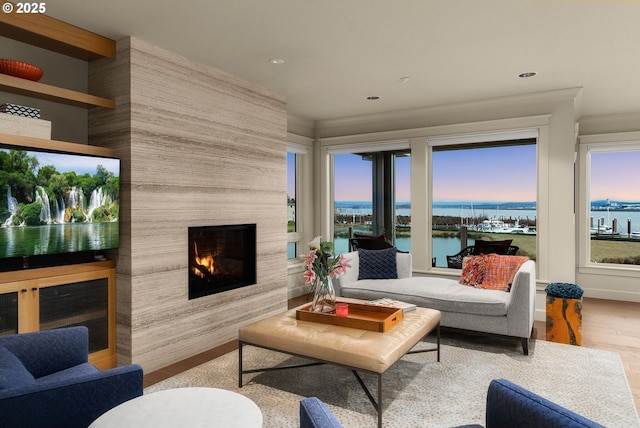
[332,201,640,266]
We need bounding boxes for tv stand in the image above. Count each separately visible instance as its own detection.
[0,260,116,369]
[0,252,109,272]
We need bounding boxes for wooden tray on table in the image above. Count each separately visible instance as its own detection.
[295,301,403,332]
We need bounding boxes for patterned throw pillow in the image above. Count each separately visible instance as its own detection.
[459,255,486,287]
[358,247,398,280]
[478,254,529,291]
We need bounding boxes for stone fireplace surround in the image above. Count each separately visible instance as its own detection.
[89,37,288,372]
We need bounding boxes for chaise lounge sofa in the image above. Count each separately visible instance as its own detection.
[333,249,536,354]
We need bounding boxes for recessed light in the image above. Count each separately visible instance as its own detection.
[518,71,537,78]
[366,96,380,100]
[269,58,285,64]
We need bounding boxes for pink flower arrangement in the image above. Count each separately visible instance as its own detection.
[301,236,350,284]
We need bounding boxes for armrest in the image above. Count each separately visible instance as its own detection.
[486,379,604,428]
[300,397,343,428]
[0,364,144,428]
[505,260,536,338]
[0,326,89,378]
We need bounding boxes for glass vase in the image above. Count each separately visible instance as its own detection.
[312,276,336,313]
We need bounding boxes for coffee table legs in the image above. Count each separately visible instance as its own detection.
[237,325,440,428]
[239,341,325,388]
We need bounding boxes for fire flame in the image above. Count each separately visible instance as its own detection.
[193,241,215,277]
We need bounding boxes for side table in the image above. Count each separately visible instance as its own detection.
[89,387,262,427]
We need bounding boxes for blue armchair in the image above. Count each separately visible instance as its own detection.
[0,326,143,428]
[300,379,604,428]
[482,378,604,428]
[300,397,343,428]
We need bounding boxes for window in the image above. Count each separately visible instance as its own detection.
[333,153,373,255]
[430,135,537,268]
[287,151,297,259]
[587,144,640,265]
[332,148,411,254]
[395,154,411,252]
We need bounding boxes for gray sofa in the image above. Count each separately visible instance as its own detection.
[333,251,536,354]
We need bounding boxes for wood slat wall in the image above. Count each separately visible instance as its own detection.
[89,37,288,372]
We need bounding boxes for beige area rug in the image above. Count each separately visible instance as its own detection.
[145,334,639,428]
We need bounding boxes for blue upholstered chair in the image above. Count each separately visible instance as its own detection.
[300,379,604,428]
[300,397,343,428]
[481,378,604,428]
[0,326,143,428]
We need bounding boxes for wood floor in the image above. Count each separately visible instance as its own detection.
[144,296,640,413]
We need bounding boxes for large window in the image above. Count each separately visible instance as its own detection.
[333,153,373,255]
[587,145,640,265]
[333,149,410,254]
[431,140,537,268]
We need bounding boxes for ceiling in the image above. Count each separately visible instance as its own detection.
[46,0,640,122]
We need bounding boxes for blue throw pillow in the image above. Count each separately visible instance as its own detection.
[0,346,35,390]
[358,247,398,280]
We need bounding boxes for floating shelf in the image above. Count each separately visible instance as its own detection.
[0,12,115,60]
[0,74,115,109]
[0,132,116,157]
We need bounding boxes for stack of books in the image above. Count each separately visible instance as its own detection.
[367,298,416,312]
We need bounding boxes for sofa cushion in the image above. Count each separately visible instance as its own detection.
[459,255,485,287]
[0,346,35,390]
[358,247,398,280]
[341,277,510,316]
[479,255,529,291]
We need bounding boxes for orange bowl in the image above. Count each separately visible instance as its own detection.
[0,59,44,81]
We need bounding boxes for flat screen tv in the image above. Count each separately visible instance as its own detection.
[0,144,120,269]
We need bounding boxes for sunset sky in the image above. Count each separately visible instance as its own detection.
[289,146,639,203]
[590,151,640,201]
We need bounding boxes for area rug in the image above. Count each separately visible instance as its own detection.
[145,335,639,427]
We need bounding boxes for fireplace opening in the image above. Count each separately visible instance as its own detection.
[188,224,257,300]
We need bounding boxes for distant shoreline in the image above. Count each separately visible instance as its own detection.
[335,201,640,211]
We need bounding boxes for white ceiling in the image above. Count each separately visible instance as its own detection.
[46,0,640,122]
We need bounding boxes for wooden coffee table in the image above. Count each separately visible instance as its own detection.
[238,300,441,428]
[89,387,262,428]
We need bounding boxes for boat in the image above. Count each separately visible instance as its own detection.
[590,225,619,236]
[477,219,536,235]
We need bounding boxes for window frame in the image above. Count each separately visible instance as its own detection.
[287,143,309,262]
[427,128,539,270]
[327,141,411,253]
[578,133,640,271]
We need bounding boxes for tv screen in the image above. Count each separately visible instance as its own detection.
[0,145,120,265]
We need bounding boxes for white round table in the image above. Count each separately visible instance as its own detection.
[89,387,263,427]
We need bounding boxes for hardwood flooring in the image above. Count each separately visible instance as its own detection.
[144,296,640,414]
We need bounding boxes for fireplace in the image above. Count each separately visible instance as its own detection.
[188,224,257,300]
